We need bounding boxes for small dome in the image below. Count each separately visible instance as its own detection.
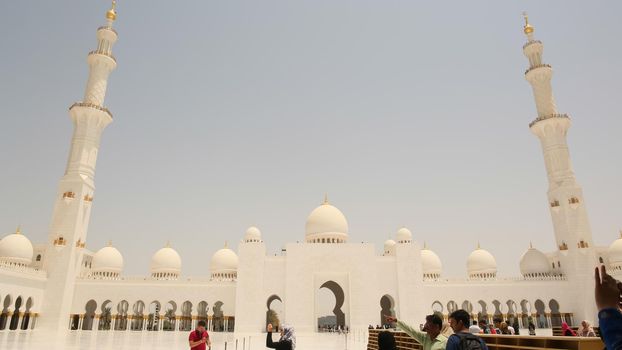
[384,239,396,255]
[305,197,348,243]
[92,243,124,275]
[210,243,239,281]
[244,226,262,243]
[396,227,412,243]
[519,244,551,277]
[0,228,34,266]
[608,232,622,268]
[467,245,497,278]
[150,244,181,278]
[421,247,442,278]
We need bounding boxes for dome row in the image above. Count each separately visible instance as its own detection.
[2,219,622,279]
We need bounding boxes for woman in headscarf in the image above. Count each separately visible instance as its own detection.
[561,322,577,336]
[266,323,296,350]
[578,320,596,337]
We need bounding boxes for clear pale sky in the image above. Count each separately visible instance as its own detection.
[0,1,620,279]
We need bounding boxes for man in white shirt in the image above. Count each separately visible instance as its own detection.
[468,320,481,334]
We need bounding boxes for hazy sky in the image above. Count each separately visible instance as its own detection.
[1,1,620,279]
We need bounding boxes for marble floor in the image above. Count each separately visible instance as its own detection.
[0,329,370,350]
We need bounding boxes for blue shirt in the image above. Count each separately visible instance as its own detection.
[598,307,622,350]
[445,332,489,350]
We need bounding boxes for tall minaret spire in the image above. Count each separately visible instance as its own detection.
[38,2,119,331]
[522,13,596,322]
[522,14,594,253]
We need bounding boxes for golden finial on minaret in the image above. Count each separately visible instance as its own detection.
[522,12,534,35]
[106,0,117,21]
[323,193,329,205]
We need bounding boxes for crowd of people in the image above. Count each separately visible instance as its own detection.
[184,265,621,350]
[374,265,621,350]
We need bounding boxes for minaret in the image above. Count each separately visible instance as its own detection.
[38,2,118,330]
[521,13,597,322]
[522,13,594,255]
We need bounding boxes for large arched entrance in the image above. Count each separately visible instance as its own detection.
[316,280,345,332]
[379,295,395,326]
[266,295,284,331]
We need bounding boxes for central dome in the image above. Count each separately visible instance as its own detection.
[305,197,348,243]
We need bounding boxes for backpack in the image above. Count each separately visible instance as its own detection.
[456,332,484,350]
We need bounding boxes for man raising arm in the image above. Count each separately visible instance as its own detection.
[385,314,447,350]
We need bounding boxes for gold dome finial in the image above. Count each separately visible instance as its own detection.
[323,193,329,205]
[619,229,622,239]
[522,12,534,35]
[224,240,228,248]
[477,241,481,249]
[15,225,21,235]
[423,241,427,249]
[529,241,533,249]
[165,240,171,248]
[108,240,113,247]
[106,0,117,21]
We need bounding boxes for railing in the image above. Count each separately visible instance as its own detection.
[529,113,570,128]
[77,275,233,283]
[366,329,604,350]
[88,50,117,63]
[523,40,542,50]
[525,63,552,75]
[69,102,113,119]
[97,26,118,35]
[423,275,567,284]
[0,261,47,278]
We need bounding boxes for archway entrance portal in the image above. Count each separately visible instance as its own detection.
[266,295,284,331]
[380,295,395,326]
[316,281,345,332]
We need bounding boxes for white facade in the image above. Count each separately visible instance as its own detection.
[1,6,620,335]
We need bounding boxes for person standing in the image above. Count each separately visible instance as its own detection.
[385,314,447,350]
[561,322,577,336]
[469,320,481,334]
[446,310,488,350]
[266,323,296,350]
[528,322,536,336]
[594,265,622,350]
[378,331,398,350]
[578,320,596,337]
[189,320,210,350]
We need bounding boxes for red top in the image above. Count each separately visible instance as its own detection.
[189,330,209,350]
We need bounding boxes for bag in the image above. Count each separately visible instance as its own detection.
[456,332,484,350]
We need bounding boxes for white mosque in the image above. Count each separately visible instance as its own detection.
[1,3,621,335]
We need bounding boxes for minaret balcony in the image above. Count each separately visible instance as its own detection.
[69,102,113,119]
[529,113,569,128]
[524,63,551,75]
[97,26,118,36]
[522,40,542,50]
[88,50,116,64]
